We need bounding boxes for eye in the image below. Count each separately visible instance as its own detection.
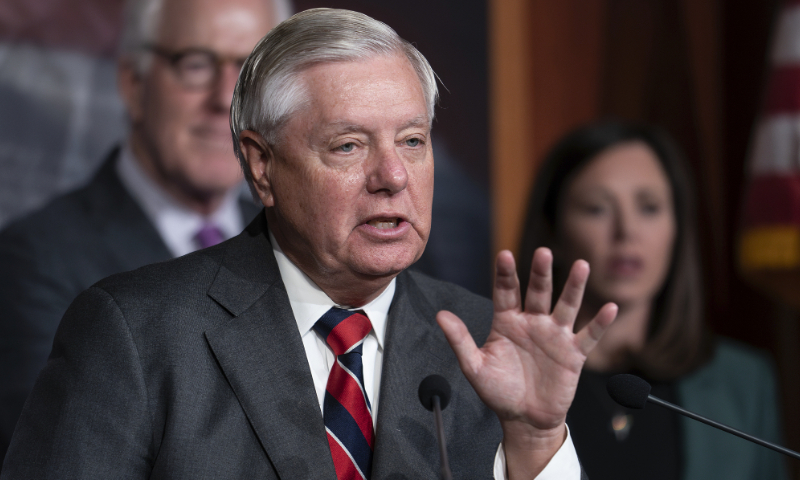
[580,203,606,216]
[640,202,662,215]
[405,138,421,147]
[338,142,356,153]
[174,52,215,87]
[177,52,214,72]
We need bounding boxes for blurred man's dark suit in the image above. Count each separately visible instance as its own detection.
[1,213,512,479]
[0,148,259,460]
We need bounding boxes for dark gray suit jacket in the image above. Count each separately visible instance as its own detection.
[3,213,511,478]
[0,149,259,461]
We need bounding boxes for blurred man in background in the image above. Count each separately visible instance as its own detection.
[0,0,290,460]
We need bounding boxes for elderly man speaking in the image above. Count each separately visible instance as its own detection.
[2,9,616,480]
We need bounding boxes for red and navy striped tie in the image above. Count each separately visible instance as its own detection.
[314,307,374,480]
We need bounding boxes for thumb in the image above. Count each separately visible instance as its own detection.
[437,310,482,378]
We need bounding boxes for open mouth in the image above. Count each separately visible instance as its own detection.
[608,256,643,276]
[367,218,400,229]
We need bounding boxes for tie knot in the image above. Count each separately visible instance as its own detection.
[195,223,224,249]
[313,307,371,356]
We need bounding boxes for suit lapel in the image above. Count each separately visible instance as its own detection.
[88,150,172,269]
[371,272,465,479]
[204,216,336,479]
[91,150,261,272]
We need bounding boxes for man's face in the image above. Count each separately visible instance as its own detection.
[121,0,276,208]
[253,54,434,304]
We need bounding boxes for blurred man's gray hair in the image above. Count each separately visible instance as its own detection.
[119,0,293,73]
[230,8,439,195]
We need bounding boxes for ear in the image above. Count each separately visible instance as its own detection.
[117,57,145,123]
[239,130,276,207]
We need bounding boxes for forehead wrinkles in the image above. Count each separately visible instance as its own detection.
[301,57,427,119]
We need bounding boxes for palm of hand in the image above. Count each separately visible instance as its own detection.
[437,248,617,433]
[472,308,586,430]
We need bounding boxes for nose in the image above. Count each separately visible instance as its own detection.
[207,62,242,113]
[366,144,409,195]
[613,204,636,241]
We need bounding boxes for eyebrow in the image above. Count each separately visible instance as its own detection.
[327,123,363,134]
[325,115,431,134]
[400,115,431,130]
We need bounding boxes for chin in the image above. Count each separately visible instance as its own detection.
[597,288,652,307]
[186,166,243,192]
[350,247,421,279]
[353,260,410,279]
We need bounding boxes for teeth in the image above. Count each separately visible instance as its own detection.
[368,218,398,229]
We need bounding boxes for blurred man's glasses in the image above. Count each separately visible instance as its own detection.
[144,46,247,90]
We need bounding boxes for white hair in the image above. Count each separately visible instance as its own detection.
[119,0,293,73]
[230,8,439,196]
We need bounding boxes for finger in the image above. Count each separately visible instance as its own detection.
[523,247,553,315]
[492,250,522,313]
[436,310,482,379]
[575,302,618,355]
[551,259,590,326]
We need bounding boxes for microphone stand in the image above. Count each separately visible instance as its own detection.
[432,395,453,480]
[647,395,800,460]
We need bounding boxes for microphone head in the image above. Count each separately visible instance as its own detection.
[607,374,651,409]
[418,374,452,411]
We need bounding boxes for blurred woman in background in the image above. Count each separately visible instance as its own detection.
[518,120,787,479]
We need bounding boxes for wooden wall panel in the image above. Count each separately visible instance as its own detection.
[489,0,533,256]
[490,0,607,256]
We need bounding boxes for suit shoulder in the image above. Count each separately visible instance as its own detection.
[0,187,94,245]
[0,186,103,285]
[707,337,776,380]
[680,336,779,403]
[403,269,492,320]
[0,152,123,247]
[95,246,224,297]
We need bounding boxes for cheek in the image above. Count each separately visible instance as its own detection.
[143,99,183,151]
[410,164,434,208]
[561,219,610,263]
[649,219,677,274]
[147,88,198,134]
[573,238,606,269]
[330,171,365,203]
[297,168,362,228]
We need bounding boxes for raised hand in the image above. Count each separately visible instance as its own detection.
[436,247,617,477]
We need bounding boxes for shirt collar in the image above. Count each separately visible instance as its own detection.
[116,143,243,257]
[268,228,394,348]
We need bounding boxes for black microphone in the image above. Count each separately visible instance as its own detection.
[418,375,453,480]
[607,374,800,460]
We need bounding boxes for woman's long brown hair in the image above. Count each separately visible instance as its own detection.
[518,120,713,380]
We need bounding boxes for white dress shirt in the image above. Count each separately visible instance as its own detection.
[116,144,244,257]
[268,229,580,479]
